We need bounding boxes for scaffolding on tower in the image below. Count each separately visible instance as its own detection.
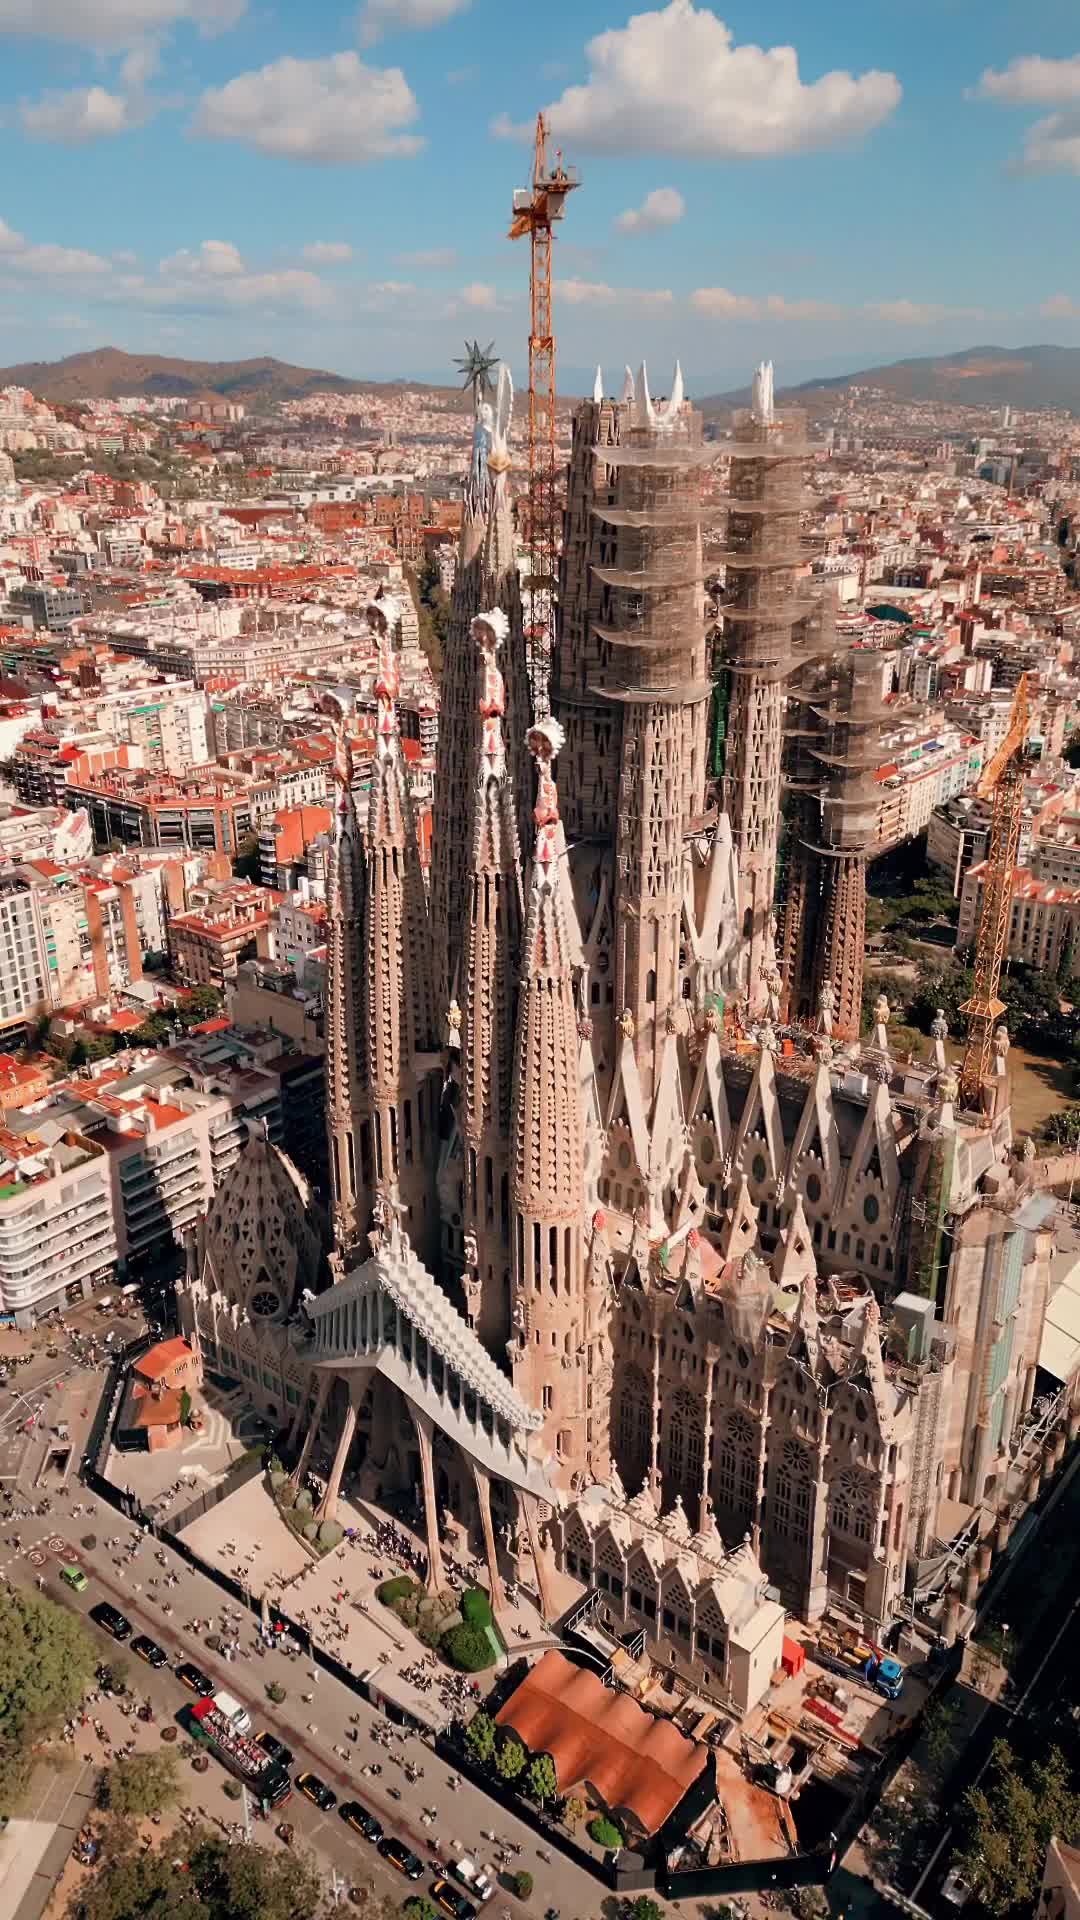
[509,112,579,718]
[959,672,1030,1111]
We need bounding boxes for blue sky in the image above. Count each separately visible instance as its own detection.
[2,0,1080,391]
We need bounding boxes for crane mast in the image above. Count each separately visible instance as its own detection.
[959,673,1030,1110]
[509,113,579,717]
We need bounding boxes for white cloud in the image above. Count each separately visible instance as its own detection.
[19,84,149,143]
[0,0,243,46]
[396,246,456,268]
[864,299,984,326]
[194,52,423,163]
[615,186,685,234]
[460,281,499,310]
[974,54,1080,173]
[976,55,1080,105]
[159,239,245,276]
[0,216,110,276]
[1040,293,1080,320]
[494,2,900,156]
[303,241,353,264]
[357,0,470,46]
[558,278,673,307]
[689,286,760,319]
[1012,113,1080,174]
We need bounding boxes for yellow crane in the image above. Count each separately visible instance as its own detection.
[959,673,1030,1108]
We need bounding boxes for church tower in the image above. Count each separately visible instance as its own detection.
[324,724,368,1257]
[509,719,588,1484]
[359,597,440,1262]
[458,607,525,1354]
[430,362,530,1025]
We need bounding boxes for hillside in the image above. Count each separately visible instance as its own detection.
[0,346,465,408]
[701,344,1080,419]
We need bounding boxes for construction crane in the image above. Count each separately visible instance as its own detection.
[509,112,579,714]
[959,672,1030,1109]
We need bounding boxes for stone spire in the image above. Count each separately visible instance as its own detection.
[430,362,529,1023]
[354,596,440,1262]
[510,718,588,1484]
[324,718,368,1256]
[459,607,525,1352]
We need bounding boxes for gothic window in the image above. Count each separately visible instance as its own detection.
[615,1364,651,1487]
[830,1466,875,1542]
[716,1410,756,1517]
[770,1437,813,1539]
[663,1388,700,1499]
[806,1172,822,1205]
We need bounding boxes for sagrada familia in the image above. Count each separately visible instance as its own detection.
[179,357,1060,1713]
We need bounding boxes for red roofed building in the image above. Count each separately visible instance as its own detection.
[168,881,281,988]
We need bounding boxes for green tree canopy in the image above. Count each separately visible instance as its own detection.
[73,1824,323,1920]
[102,1750,180,1818]
[0,1586,96,1811]
[494,1736,526,1781]
[465,1709,496,1765]
[526,1754,557,1804]
[955,1739,1080,1916]
[442,1621,492,1672]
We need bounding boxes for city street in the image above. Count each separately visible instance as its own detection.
[2,1472,610,1919]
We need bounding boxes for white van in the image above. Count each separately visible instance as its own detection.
[212,1689,252,1734]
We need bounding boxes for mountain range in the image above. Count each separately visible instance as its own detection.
[701,344,1080,417]
[0,346,465,409]
[6,342,1080,417]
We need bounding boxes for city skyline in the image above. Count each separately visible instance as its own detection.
[2,0,1080,382]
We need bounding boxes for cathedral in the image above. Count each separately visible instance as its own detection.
[180,357,1058,1696]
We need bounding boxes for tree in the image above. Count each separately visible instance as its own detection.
[955,1739,1080,1915]
[232,833,261,882]
[73,1824,322,1920]
[588,1815,624,1850]
[1043,1105,1080,1147]
[179,1389,193,1426]
[403,1901,438,1920]
[512,1871,533,1899]
[629,1900,663,1920]
[563,1795,587,1831]
[442,1622,492,1672]
[495,1737,527,1782]
[465,1710,497,1765]
[101,1750,180,1817]
[0,1586,96,1812]
[527,1754,557,1805]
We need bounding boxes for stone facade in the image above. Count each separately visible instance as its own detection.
[177,355,1070,1672]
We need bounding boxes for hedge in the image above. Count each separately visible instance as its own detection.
[460,1587,493,1629]
[588,1816,624,1850]
[378,1575,417,1604]
[442,1622,493,1672]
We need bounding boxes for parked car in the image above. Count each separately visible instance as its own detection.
[131,1634,168,1669]
[296,1772,336,1813]
[340,1802,383,1843]
[431,1878,477,1920]
[378,1838,423,1880]
[59,1565,88,1593]
[175,1661,215,1696]
[89,1602,131,1641]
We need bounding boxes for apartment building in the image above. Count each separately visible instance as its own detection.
[63,764,258,856]
[0,802,93,867]
[168,881,280,987]
[258,805,332,889]
[874,728,983,854]
[0,875,48,1032]
[0,1128,117,1326]
[0,1051,283,1322]
[958,863,1080,974]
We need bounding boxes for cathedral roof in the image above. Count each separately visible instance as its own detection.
[195,1129,323,1321]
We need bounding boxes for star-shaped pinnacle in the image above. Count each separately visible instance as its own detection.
[454,339,498,401]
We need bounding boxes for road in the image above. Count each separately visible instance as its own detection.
[3,1479,604,1918]
[893,1443,1080,1916]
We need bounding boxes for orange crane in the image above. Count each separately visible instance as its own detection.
[959,672,1030,1108]
[509,113,579,710]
